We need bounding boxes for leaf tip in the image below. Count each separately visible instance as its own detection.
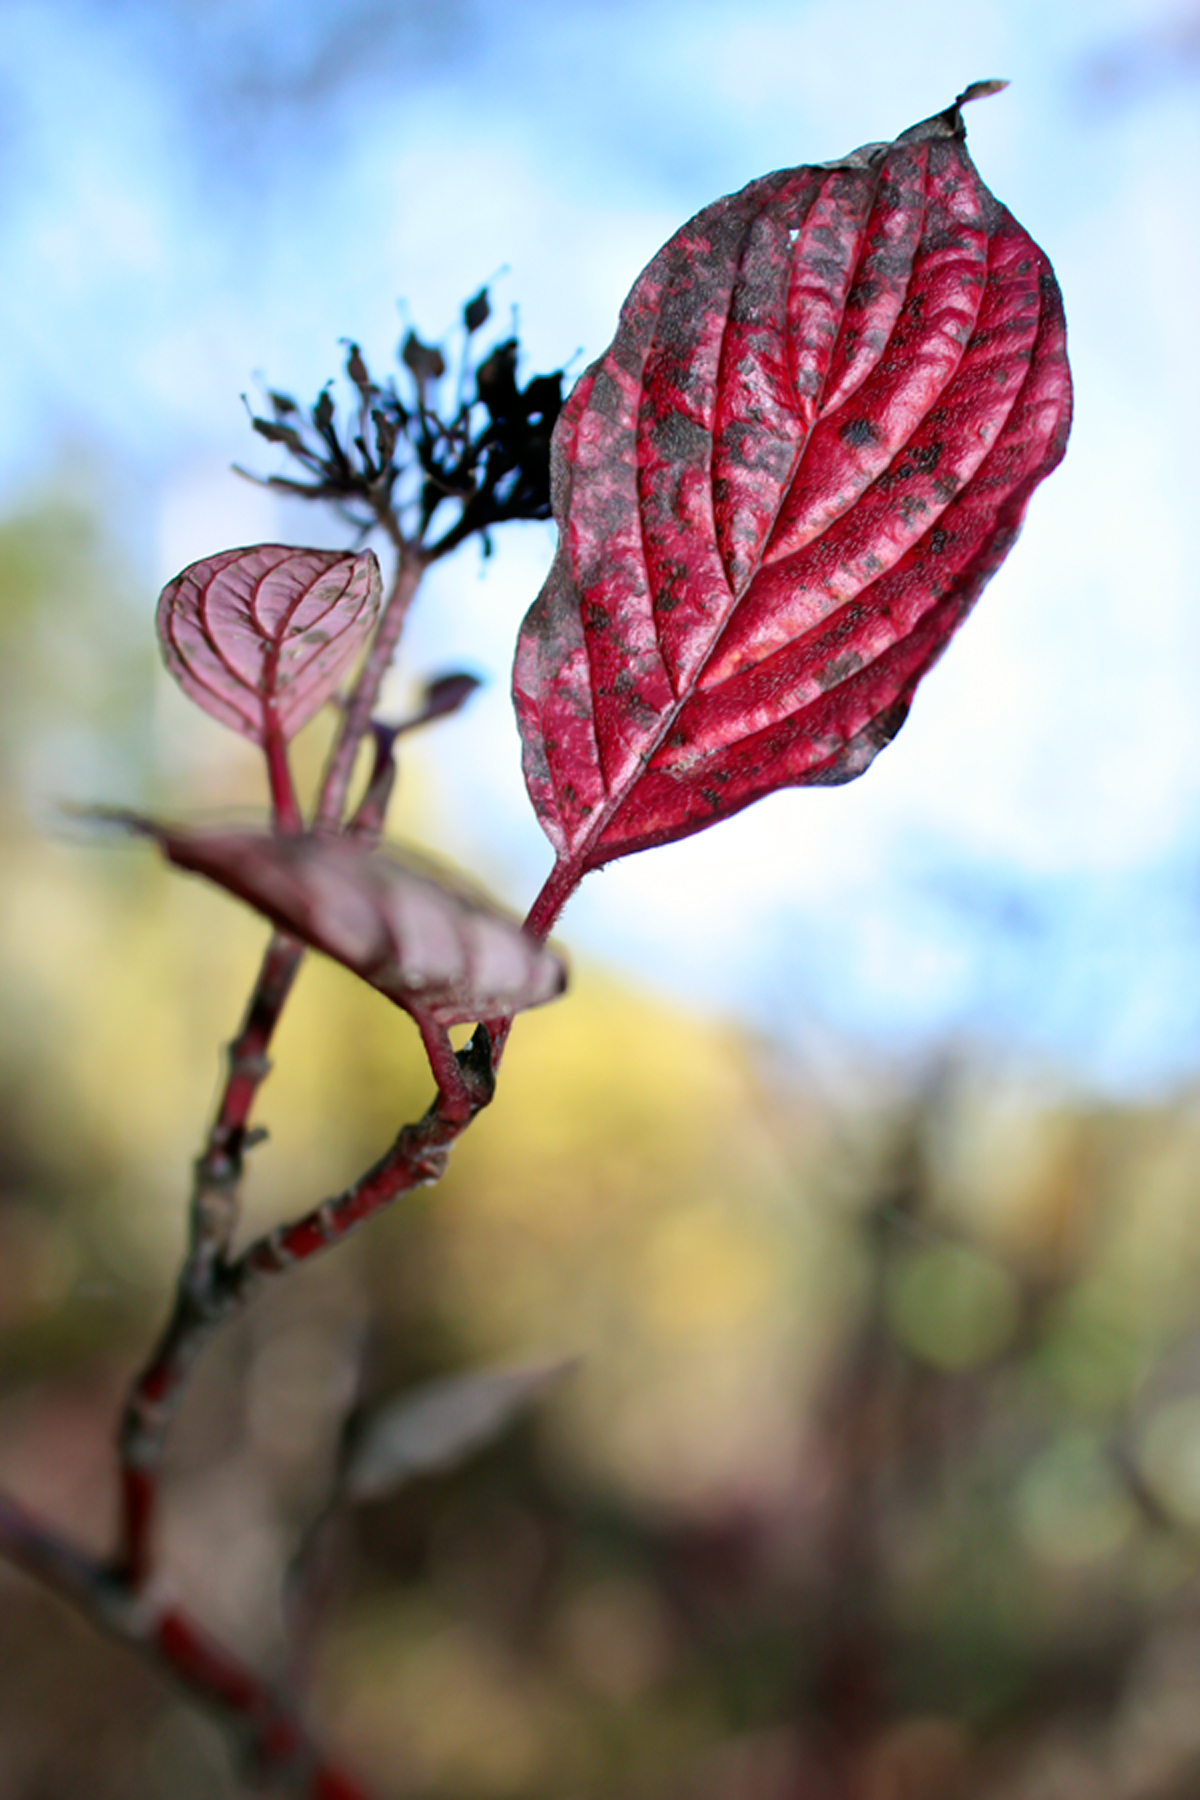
[956,78,1010,108]
[896,78,1011,148]
[60,802,152,840]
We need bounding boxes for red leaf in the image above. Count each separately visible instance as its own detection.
[514,88,1072,916]
[121,818,566,1027]
[157,544,381,745]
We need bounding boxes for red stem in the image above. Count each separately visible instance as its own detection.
[206,931,305,1166]
[414,1013,473,1124]
[231,1037,493,1294]
[116,544,425,1581]
[265,716,304,834]
[119,1465,155,1592]
[523,856,582,946]
[43,532,500,1787]
[117,929,304,1586]
[0,1494,372,1798]
[316,553,425,829]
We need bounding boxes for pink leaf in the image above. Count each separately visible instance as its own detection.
[122,818,566,1027]
[514,87,1072,914]
[157,544,382,745]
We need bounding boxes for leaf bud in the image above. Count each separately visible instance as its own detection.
[401,330,447,387]
[463,288,491,334]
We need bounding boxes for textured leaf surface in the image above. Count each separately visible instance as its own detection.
[344,1360,575,1502]
[123,819,566,1026]
[157,544,381,744]
[514,89,1072,894]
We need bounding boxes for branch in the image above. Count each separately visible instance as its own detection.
[117,928,305,1587]
[0,1493,371,1799]
[231,1024,494,1298]
[11,513,503,1789]
[315,540,424,830]
[117,537,427,1587]
[118,1021,494,1578]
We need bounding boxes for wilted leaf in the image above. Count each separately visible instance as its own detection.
[371,407,399,468]
[156,544,381,745]
[402,330,447,386]
[464,288,491,334]
[117,818,566,1027]
[344,1360,576,1501]
[251,415,307,454]
[514,87,1072,888]
[399,671,483,731]
[476,340,519,419]
[345,341,373,398]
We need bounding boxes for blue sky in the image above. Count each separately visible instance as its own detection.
[3,0,1199,1090]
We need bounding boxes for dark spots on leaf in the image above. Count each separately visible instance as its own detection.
[656,594,680,615]
[839,418,876,449]
[665,729,688,747]
[929,528,949,555]
[869,698,911,749]
[701,788,722,812]
[651,409,711,462]
[874,248,915,282]
[1039,270,1057,298]
[909,441,943,475]
[933,474,960,503]
[810,601,866,668]
[806,697,912,788]
[847,278,879,309]
[583,602,608,631]
[588,367,622,421]
[818,651,864,691]
[605,669,660,729]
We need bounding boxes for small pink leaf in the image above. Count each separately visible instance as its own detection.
[122,818,566,1026]
[514,89,1072,903]
[157,544,382,745]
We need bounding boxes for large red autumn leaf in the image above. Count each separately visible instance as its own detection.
[514,85,1072,933]
[157,544,381,745]
[113,816,566,1028]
